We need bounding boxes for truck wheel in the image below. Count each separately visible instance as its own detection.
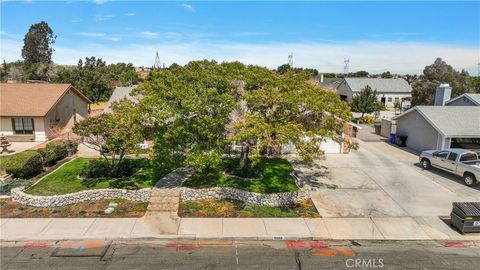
[463,174,477,187]
[421,159,431,170]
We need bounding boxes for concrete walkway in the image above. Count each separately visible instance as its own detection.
[1,216,479,242]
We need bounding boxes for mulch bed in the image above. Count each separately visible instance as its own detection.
[178,199,320,218]
[0,198,147,218]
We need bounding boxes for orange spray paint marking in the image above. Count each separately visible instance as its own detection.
[311,247,356,257]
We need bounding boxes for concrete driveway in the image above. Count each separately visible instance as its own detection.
[300,129,480,218]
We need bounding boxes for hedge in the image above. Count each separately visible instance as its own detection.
[38,140,78,166]
[0,151,43,179]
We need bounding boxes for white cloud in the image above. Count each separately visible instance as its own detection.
[105,37,121,42]
[179,3,195,12]
[231,32,268,37]
[125,13,136,16]
[76,32,106,37]
[93,0,108,4]
[0,37,477,74]
[71,19,83,23]
[95,14,114,22]
[140,31,159,39]
[76,32,121,42]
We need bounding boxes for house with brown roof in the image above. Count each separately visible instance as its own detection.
[0,83,91,142]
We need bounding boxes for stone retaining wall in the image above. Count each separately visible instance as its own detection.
[10,187,151,208]
[10,165,312,208]
[180,187,310,207]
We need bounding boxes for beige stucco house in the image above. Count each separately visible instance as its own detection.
[0,83,91,142]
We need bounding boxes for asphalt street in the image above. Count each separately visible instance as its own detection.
[1,240,479,270]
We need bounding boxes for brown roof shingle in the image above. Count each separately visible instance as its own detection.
[0,83,91,117]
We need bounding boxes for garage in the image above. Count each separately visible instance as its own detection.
[319,138,342,154]
[393,106,480,152]
[450,138,480,152]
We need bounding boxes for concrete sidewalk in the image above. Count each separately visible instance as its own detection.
[1,216,479,242]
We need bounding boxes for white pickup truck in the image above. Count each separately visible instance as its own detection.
[420,148,480,187]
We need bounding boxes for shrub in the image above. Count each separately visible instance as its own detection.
[359,115,376,125]
[38,140,79,166]
[1,151,43,179]
[80,159,144,179]
[80,159,111,178]
[0,179,32,195]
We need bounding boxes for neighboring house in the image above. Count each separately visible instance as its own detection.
[0,83,91,142]
[102,85,148,149]
[89,102,108,116]
[445,93,480,106]
[393,84,480,152]
[281,121,362,154]
[312,74,344,91]
[103,86,138,113]
[336,78,412,109]
[393,106,480,152]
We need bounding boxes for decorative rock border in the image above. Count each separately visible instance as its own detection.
[180,186,309,207]
[10,187,151,208]
[10,161,313,208]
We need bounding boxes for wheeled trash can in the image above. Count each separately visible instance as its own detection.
[450,202,480,233]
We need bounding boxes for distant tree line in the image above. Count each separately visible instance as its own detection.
[0,21,140,103]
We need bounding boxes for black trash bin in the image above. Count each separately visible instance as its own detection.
[450,202,480,233]
[395,135,408,147]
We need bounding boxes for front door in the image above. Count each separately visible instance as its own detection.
[381,97,386,104]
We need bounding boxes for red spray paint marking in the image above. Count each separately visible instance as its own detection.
[24,242,49,248]
[285,241,305,248]
[444,241,472,248]
[309,241,330,248]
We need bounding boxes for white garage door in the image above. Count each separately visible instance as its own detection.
[319,138,342,154]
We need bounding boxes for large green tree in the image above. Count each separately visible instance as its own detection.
[351,85,384,117]
[135,60,237,176]
[469,76,480,94]
[107,62,139,86]
[231,68,351,168]
[135,60,353,175]
[412,58,470,106]
[53,57,113,103]
[21,21,56,81]
[22,21,56,65]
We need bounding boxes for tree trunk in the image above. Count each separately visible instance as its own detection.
[239,143,250,169]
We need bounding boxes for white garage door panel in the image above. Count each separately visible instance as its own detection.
[320,138,341,154]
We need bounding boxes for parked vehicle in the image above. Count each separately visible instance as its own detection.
[419,148,480,187]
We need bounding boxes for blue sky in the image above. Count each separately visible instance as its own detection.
[1,1,479,74]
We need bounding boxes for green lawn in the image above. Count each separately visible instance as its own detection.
[26,158,157,196]
[182,157,298,193]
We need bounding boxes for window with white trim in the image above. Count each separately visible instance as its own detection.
[11,118,34,134]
